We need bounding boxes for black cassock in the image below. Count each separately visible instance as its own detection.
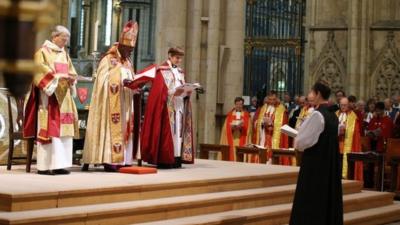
[290,104,343,225]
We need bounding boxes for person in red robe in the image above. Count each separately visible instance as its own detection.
[367,101,393,152]
[140,47,194,169]
[336,97,363,181]
[364,101,393,188]
[220,97,252,161]
[394,111,400,138]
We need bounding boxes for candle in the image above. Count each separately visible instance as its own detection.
[93,20,99,51]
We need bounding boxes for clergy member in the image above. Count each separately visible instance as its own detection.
[252,91,289,164]
[82,21,139,172]
[290,81,343,225]
[288,95,305,129]
[367,101,393,152]
[294,93,315,130]
[24,25,79,175]
[336,97,363,181]
[220,97,252,161]
[141,47,194,168]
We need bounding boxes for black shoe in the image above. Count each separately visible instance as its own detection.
[53,169,71,175]
[173,157,182,168]
[37,170,55,175]
[103,164,120,172]
[81,164,89,171]
[157,163,174,169]
[157,157,182,169]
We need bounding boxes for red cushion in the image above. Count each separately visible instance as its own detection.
[119,166,157,174]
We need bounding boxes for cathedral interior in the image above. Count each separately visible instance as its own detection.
[1,0,400,160]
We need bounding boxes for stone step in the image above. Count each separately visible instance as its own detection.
[0,162,300,212]
[133,197,400,225]
[0,184,378,225]
[344,203,400,225]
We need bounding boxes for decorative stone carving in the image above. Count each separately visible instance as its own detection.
[371,32,400,100]
[310,31,346,93]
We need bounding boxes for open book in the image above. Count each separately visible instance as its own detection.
[124,64,157,89]
[133,64,157,85]
[280,124,298,138]
[176,83,202,97]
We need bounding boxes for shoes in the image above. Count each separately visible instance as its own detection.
[37,170,55,175]
[53,169,71,175]
[38,169,70,175]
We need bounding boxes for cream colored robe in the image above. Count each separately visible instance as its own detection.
[31,40,79,170]
[82,49,134,165]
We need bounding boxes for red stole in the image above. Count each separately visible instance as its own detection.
[23,86,60,143]
[225,110,250,161]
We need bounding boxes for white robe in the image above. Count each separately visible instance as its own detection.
[169,65,184,157]
[37,83,73,171]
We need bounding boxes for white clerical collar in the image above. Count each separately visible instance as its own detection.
[167,60,179,69]
[43,40,64,52]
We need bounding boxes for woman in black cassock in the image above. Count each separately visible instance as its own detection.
[290,82,343,225]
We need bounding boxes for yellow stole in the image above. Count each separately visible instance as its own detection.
[272,104,285,149]
[254,104,285,149]
[295,107,309,129]
[336,111,357,178]
[109,63,124,163]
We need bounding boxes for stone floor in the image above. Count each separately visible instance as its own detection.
[0,159,299,195]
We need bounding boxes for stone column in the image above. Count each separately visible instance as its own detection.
[303,0,317,91]
[185,0,202,148]
[347,0,361,95]
[155,0,187,64]
[202,0,220,144]
[358,0,372,99]
[222,0,245,113]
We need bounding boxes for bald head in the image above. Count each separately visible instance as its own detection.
[298,96,306,107]
[340,97,349,112]
[384,98,392,110]
[307,91,316,106]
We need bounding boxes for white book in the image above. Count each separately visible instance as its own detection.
[281,124,298,138]
[176,83,202,97]
[246,144,267,150]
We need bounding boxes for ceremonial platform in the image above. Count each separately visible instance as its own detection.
[0,159,399,225]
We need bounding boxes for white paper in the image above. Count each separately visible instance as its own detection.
[230,119,243,126]
[281,124,298,138]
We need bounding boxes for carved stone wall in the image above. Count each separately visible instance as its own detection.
[371,32,400,99]
[305,0,400,100]
[310,31,346,93]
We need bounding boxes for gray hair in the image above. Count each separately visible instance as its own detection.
[356,100,365,105]
[51,25,70,38]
